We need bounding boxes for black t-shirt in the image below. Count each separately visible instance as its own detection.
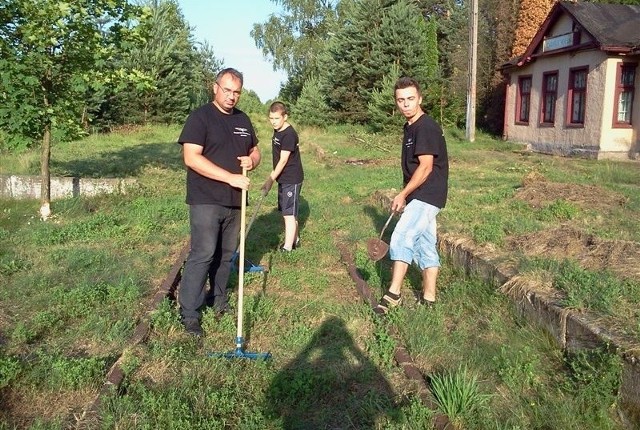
[178,103,258,207]
[272,125,304,184]
[401,114,449,208]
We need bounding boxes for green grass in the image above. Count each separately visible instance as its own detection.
[0,123,636,428]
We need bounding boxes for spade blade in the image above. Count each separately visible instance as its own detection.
[367,238,389,262]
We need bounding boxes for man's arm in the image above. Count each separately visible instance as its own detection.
[183,143,249,189]
[391,154,434,212]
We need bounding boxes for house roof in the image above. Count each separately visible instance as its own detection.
[503,1,640,70]
[562,1,640,49]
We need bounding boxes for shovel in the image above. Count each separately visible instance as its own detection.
[366,211,395,262]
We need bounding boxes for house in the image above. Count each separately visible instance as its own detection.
[501,1,640,160]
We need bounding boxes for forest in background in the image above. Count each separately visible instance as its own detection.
[2,0,638,152]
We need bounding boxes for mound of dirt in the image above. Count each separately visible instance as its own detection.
[507,224,640,282]
[515,171,627,210]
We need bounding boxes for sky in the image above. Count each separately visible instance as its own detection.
[178,0,288,102]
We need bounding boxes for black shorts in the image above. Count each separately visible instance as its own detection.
[278,183,302,216]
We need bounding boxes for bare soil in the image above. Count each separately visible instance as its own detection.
[508,172,639,282]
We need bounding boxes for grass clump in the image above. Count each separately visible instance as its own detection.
[430,364,490,424]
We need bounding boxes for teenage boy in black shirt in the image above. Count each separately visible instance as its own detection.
[375,77,449,315]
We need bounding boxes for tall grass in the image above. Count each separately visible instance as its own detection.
[0,124,635,428]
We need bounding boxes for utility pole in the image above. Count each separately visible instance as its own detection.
[466,0,478,142]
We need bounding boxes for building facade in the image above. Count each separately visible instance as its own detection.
[502,1,640,160]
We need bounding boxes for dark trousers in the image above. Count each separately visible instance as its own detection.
[179,204,240,320]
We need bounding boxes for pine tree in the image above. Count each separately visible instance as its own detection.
[293,76,333,127]
[367,63,403,132]
[318,0,386,123]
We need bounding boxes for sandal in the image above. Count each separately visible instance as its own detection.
[374,291,402,315]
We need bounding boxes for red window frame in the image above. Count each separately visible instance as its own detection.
[541,71,558,125]
[516,75,532,124]
[567,67,588,126]
[613,62,637,128]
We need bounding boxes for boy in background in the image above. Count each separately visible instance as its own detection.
[261,102,304,251]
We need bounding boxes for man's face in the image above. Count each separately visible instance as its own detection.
[213,74,242,112]
[395,86,422,120]
[268,111,287,131]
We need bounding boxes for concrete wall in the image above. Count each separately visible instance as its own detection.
[0,175,137,200]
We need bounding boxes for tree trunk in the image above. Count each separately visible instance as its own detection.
[40,122,52,220]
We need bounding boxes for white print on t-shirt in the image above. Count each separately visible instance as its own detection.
[234,127,251,137]
[405,137,414,147]
[273,137,281,146]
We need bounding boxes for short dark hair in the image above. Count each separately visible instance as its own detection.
[269,101,288,115]
[394,77,421,96]
[216,68,244,86]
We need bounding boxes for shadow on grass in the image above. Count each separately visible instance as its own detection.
[51,141,183,178]
[242,195,310,265]
[265,317,399,428]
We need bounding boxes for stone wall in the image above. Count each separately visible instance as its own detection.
[0,175,137,200]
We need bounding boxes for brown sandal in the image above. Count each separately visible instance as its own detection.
[374,291,402,315]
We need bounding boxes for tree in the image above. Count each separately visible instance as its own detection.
[0,0,143,219]
[293,76,333,127]
[251,0,339,102]
[101,0,213,127]
[367,63,403,132]
[237,89,265,115]
[511,0,554,58]
[317,0,386,123]
[320,0,438,124]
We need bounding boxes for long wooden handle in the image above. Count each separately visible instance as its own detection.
[236,167,247,344]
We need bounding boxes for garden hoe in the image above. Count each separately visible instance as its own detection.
[209,168,272,360]
[366,211,396,262]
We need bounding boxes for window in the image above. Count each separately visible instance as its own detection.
[541,72,558,124]
[568,67,588,125]
[613,63,636,127]
[516,76,532,123]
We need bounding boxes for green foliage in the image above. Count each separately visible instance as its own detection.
[29,353,106,390]
[0,355,21,388]
[251,0,338,101]
[493,345,542,390]
[150,298,182,333]
[430,364,490,422]
[554,260,632,314]
[293,76,334,127]
[237,89,266,115]
[367,63,404,132]
[365,318,396,368]
[563,347,622,420]
[318,0,386,123]
[471,214,505,245]
[0,0,145,147]
[538,199,579,221]
[94,0,215,128]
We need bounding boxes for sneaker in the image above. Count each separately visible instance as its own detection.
[373,291,402,315]
[183,318,203,337]
[280,246,292,252]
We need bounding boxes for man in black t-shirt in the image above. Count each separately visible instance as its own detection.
[374,77,449,315]
[261,101,304,251]
[177,68,261,336]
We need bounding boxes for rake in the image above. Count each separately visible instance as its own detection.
[209,167,272,360]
